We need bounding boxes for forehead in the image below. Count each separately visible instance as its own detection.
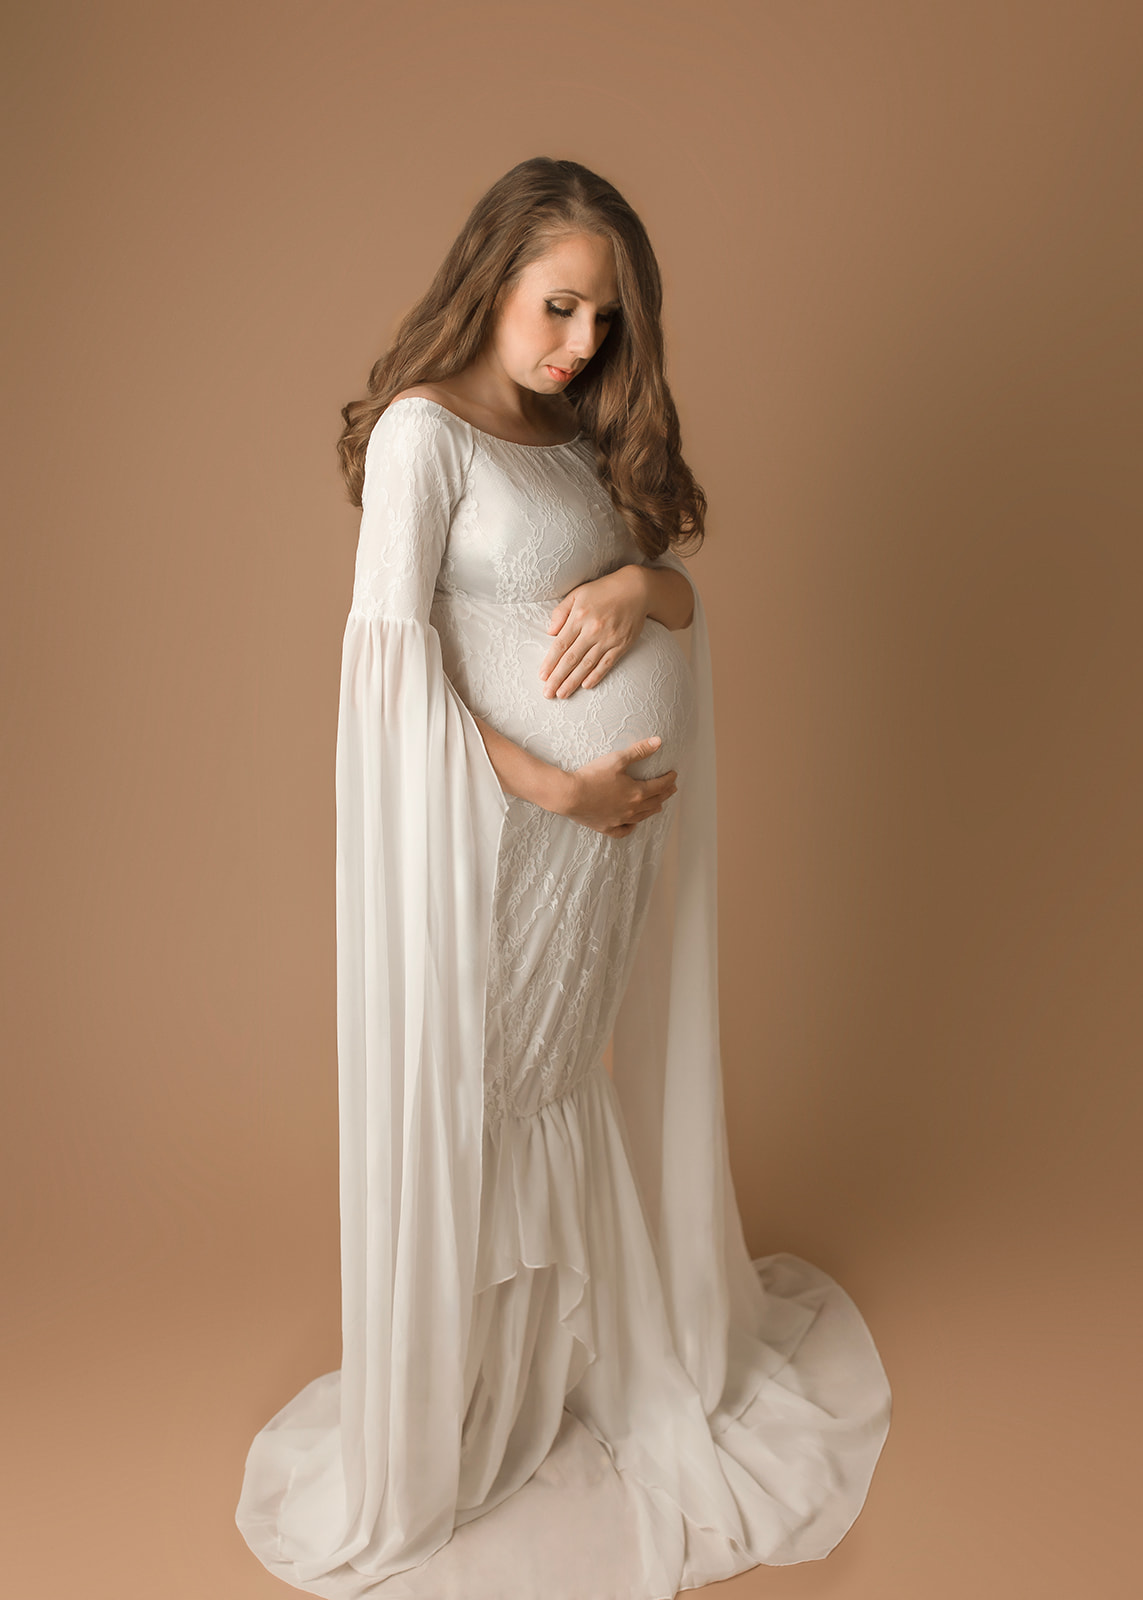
[518,237,620,303]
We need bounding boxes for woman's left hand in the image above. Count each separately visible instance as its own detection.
[539,564,649,698]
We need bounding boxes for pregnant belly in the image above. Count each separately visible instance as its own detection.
[430,593,696,782]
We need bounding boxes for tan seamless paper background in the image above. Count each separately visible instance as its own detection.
[2,2,1140,1596]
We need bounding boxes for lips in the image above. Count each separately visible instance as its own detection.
[546,364,574,380]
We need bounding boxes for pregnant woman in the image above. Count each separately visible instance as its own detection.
[235,156,892,1600]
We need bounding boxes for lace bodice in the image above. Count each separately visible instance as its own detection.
[349,395,697,1123]
[351,395,694,780]
[349,396,627,619]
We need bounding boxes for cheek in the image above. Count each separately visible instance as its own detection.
[506,312,548,361]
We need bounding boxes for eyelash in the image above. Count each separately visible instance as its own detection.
[545,301,616,323]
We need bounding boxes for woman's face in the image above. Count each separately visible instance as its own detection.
[491,233,621,394]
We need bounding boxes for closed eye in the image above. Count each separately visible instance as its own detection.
[545,300,616,323]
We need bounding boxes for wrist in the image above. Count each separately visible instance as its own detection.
[623,562,653,613]
[536,761,578,816]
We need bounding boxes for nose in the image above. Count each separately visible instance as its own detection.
[567,311,605,363]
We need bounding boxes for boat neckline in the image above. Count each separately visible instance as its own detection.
[388,394,583,449]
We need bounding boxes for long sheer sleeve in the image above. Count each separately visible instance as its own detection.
[610,544,764,1411]
[333,404,511,1577]
[237,401,510,1588]
[611,547,892,1558]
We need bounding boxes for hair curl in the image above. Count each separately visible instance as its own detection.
[336,157,706,561]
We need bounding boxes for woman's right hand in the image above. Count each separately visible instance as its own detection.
[558,736,678,838]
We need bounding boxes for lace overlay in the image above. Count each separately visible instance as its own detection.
[351,395,696,1124]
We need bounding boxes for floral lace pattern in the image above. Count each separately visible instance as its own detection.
[353,397,696,1124]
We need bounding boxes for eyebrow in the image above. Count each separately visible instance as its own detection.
[547,288,622,310]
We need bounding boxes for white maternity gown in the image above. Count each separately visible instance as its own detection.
[235,396,892,1599]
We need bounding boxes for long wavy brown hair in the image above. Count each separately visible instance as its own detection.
[336,156,706,561]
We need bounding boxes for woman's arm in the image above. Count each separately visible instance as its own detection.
[468,710,677,837]
[468,711,574,813]
[630,562,695,630]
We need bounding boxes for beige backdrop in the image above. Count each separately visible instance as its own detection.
[3,2,1140,1596]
